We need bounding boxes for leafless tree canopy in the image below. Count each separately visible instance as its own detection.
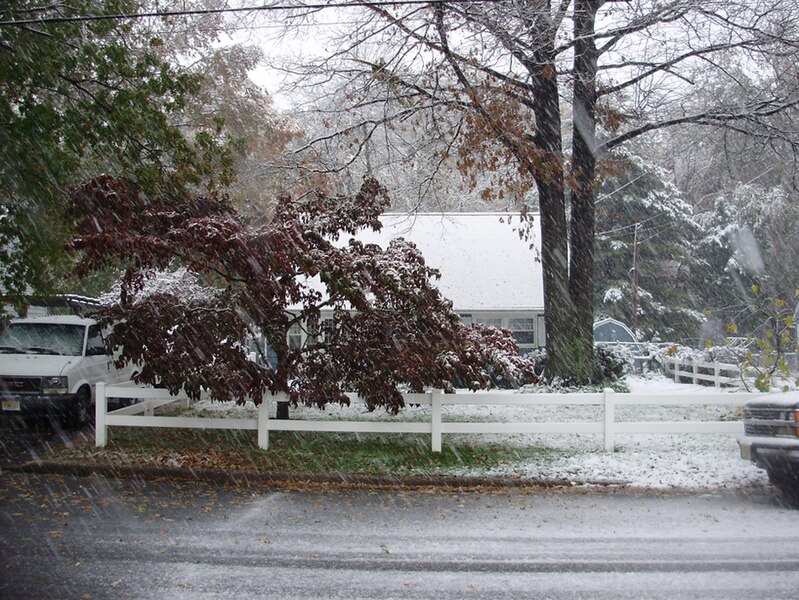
[268,0,799,382]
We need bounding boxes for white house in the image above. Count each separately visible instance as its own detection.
[287,213,546,355]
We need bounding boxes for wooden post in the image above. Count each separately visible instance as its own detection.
[631,222,640,333]
[674,356,680,383]
[258,394,271,450]
[95,382,106,448]
[603,388,615,452]
[431,389,442,452]
[692,358,698,384]
[714,363,720,388]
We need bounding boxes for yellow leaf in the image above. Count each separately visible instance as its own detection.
[775,298,785,308]
[751,284,760,293]
[725,323,738,334]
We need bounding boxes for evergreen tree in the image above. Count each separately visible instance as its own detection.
[595,153,703,342]
[694,183,799,338]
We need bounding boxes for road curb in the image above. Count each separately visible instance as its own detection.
[4,460,632,491]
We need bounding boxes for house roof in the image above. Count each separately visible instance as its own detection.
[351,213,544,312]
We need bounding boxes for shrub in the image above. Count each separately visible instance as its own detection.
[526,344,632,386]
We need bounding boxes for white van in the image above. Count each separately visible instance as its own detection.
[0,315,133,426]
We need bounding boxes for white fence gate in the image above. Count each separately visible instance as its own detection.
[96,382,762,453]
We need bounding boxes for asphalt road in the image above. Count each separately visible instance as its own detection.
[1,470,799,599]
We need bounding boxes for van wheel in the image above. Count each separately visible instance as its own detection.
[65,386,92,429]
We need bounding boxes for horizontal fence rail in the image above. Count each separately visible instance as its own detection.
[95,383,766,453]
[662,357,742,388]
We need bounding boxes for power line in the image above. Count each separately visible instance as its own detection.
[0,1,507,27]
[596,211,670,238]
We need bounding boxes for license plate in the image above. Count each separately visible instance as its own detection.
[740,445,751,460]
[2,399,21,412]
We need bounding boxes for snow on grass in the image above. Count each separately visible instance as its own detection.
[181,373,770,491]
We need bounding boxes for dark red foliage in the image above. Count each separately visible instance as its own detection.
[69,175,538,412]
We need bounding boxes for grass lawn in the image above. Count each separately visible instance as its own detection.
[51,426,562,479]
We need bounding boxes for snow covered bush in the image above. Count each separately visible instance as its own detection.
[594,344,633,381]
[524,344,632,386]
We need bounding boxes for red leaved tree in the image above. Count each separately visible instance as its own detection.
[69,175,537,414]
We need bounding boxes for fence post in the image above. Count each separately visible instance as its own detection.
[603,388,616,452]
[95,382,107,448]
[431,389,442,453]
[692,358,698,384]
[673,356,680,383]
[258,394,271,450]
[144,398,153,417]
[714,363,720,388]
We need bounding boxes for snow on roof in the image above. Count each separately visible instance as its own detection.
[352,213,543,312]
[9,315,95,326]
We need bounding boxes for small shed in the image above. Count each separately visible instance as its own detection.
[593,317,637,344]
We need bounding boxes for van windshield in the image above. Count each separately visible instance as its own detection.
[0,323,86,356]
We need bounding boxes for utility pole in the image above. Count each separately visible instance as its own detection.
[631,222,640,334]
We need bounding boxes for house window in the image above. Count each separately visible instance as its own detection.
[320,318,336,342]
[287,323,303,350]
[508,317,536,344]
[475,317,502,329]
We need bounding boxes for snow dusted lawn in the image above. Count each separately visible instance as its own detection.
[183,373,770,491]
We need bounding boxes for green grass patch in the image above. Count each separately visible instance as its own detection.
[50,426,559,477]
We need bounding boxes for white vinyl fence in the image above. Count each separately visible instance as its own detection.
[662,357,742,388]
[95,382,762,453]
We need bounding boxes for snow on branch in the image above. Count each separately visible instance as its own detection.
[69,175,538,411]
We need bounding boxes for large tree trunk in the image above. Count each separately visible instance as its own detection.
[529,35,583,383]
[567,0,603,384]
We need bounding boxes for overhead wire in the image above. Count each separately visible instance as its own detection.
[596,211,672,238]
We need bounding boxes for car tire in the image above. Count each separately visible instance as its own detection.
[767,468,799,509]
[64,386,92,429]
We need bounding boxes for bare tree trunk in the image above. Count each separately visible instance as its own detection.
[276,401,290,420]
[567,0,603,383]
[529,34,581,383]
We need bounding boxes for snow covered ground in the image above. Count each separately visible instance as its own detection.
[183,373,771,491]
[490,374,768,491]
